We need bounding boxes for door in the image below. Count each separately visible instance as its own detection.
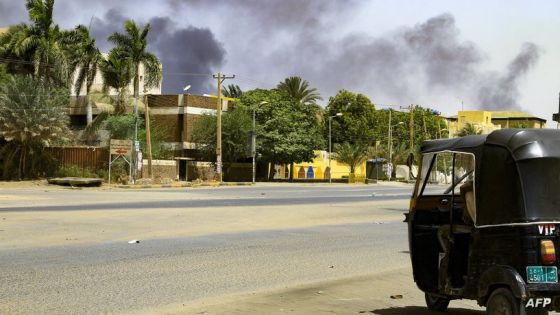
[410,151,475,292]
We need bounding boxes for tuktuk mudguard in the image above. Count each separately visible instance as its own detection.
[477,265,527,305]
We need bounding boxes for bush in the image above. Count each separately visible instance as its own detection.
[55,165,98,178]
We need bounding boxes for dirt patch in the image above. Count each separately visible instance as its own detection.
[147,268,484,315]
[0,180,49,189]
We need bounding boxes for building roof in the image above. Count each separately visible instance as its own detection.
[490,111,546,122]
[446,110,546,122]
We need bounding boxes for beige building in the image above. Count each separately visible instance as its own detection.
[71,53,162,96]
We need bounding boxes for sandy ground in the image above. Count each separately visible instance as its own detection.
[137,267,484,315]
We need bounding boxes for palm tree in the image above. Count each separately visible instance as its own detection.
[108,20,162,99]
[277,76,323,105]
[8,0,71,87]
[0,75,70,179]
[457,123,482,137]
[334,142,368,177]
[0,24,36,76]
[67,25,102,125]
[98,51,134,115]
[221,84,243,98]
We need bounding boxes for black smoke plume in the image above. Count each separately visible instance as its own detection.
[477,43,540,109]
[89,9,225,94]
[0,1,541,110]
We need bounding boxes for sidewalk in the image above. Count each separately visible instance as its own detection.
[115,181,253,189]
[0,179,413,190]
[149,267,483,315]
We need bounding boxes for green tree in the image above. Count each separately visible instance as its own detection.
[67,25,103,125]
[0,25,35,76]
[325,90,377,146]
[104,114,138,139]
[334,142,368,176]
[0,75,70,179]
[457,123,482,137]
[2,0,72,87]
[238,89,324,179]
[191,106,252,163]
[0,65,10,84]
[221,84,243,98]
[373,107,447,162]
[277,76,323,105]
[108,20,162,99]
[98,51,134,115]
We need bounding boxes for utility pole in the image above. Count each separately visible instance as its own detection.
[213,73,235,183]
[409,105,414,150]
[144,94,153,178]
[399,105,414,151]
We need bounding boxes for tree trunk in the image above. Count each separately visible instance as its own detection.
[86,85,92,125]
[18,146,24,180]
[290,163,294,181]
[268,162,275,181]
[134,64,140,98]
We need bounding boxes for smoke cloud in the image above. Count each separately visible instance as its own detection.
[88,9,225,94]
[477,43,540,109]
[148,17,225,94]
[0,0,541,110]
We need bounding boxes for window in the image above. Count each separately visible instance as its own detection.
[420,152,475,196]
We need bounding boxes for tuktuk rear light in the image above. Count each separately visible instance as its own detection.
[540,240,556,265]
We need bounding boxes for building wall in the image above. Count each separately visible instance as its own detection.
[71,53,162,96]
[448,111,498,137]
[446,110,546,137]
[492,118,545,129]
[146,94,227,150]
[272,150,367,180]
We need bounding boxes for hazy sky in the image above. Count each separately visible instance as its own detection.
[1,0,559,124]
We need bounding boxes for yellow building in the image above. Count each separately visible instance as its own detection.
[446,110,546,137]
[271,150,367,180]
[490,111,546,129]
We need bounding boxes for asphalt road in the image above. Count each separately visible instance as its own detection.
[1,222,409,315]
[0,184,414,211]
[0,183,415,314]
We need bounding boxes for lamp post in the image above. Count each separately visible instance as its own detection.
[328,113,343,183]
[388,121,404,180]
[252,101,268,184]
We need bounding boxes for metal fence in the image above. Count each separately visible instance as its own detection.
[47,146,109,171]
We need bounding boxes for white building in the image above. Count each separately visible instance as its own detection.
[71,53,162,96]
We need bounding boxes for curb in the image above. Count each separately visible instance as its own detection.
[114,182,253,189]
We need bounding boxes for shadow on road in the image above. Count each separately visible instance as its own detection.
[368,306,484,314]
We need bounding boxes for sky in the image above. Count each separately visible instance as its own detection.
[1,0,559,125]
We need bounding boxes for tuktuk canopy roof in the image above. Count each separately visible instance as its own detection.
[421,129,560,226]
[421,129,560,161]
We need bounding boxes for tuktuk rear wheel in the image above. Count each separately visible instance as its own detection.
[425,292,450,311]
[486,288,520,315]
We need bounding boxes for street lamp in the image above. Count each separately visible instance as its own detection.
[183,85,191,92]
[328,113,343,183]
[252,101,268,184]
[388,121,404,180]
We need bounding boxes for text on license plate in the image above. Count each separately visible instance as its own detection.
[527,266,558,283]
